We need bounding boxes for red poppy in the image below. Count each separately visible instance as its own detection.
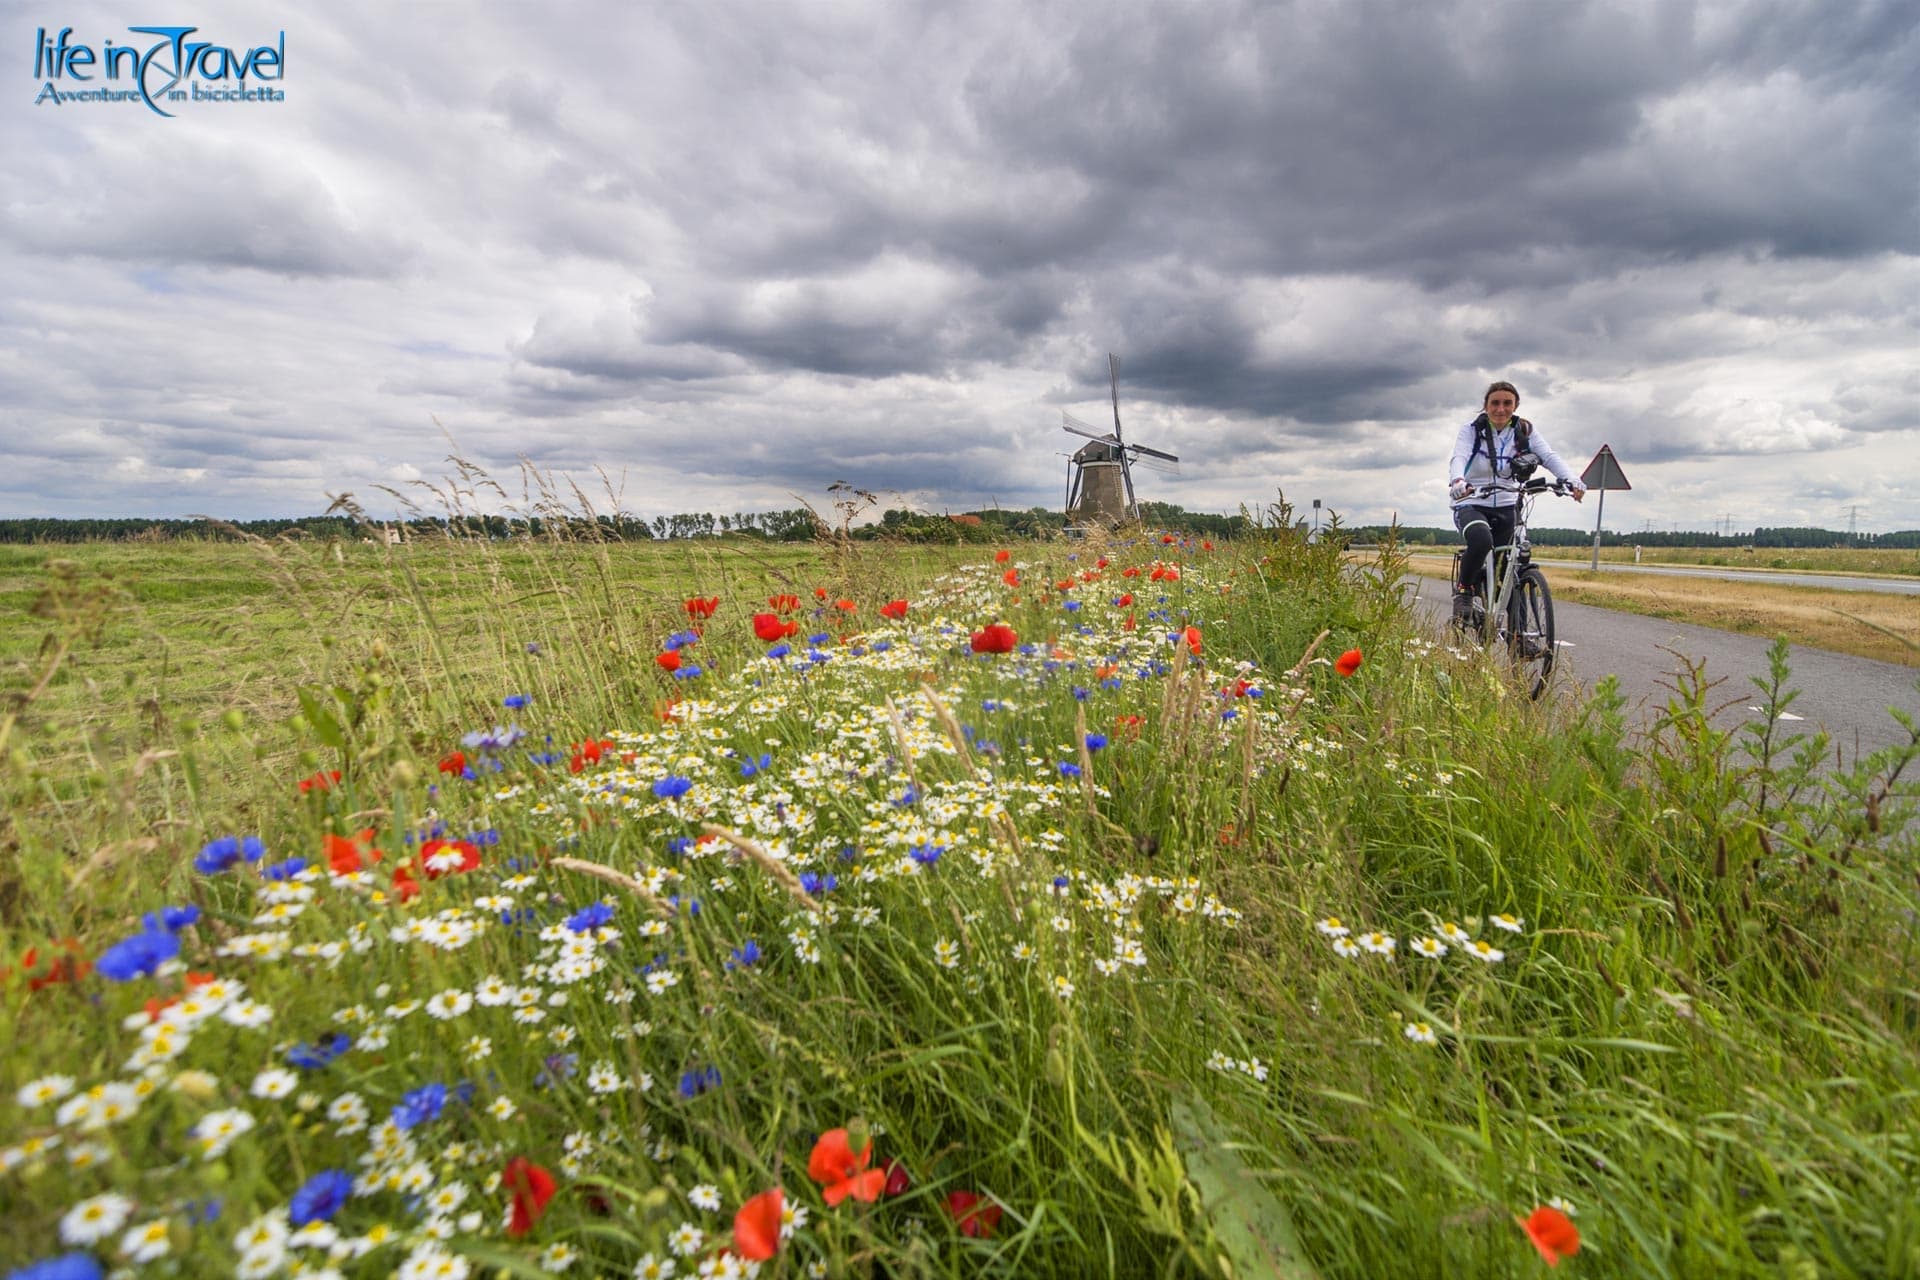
[833,598,856,612]
[655,650,682,673]
[753,612,800,643]
[1122,612,1136,631]
[969,623,1018,654]
[1163,566,1181,581]
[297,769,341,794]
[570,739,615,774]
[769,593,800,613]
[1096,557,1109,568]
[1121,566,1141,578]
[7,939,90,991]
[945,1191,1003,1238]
[1161,533,1176,545]
[436,751,467,777]
[503,1156,558,1238]
[390,865,421,903]
[1225,678,1254,698]
[733,1188,783,1262]
[1334,648,1364,677]
[1183,626,1203,655]
[808,1129,887,1206]
[995,549,1011,562]
[879,599,909,621]
[1116,592,1133,608]
[325,829,385,875]
[1519,1206,1580,1266]
[1002,569,1021,588]
[814,586,829,600]
[684,596,719,620]
[419,838,481,878]
[1115,714,1144,740]
[1202,540,1214,551]
[882,1159,912,1197]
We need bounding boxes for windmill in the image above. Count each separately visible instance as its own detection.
[1063,353,1179,525]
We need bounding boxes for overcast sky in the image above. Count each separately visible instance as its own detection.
[5,0,1917,533]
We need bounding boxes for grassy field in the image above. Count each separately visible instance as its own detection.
[3,525,1918,1278]
[1401,554,1920,666]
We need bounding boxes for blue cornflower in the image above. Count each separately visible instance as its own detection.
[806,649,831,665]
[808,632,830,646]
[666,836,695,856]
[471,828,501,846]
[871,640,892,653]
[193,835,241,873]
[1101,676,1123,691]
[156,904,201,931]
[286,1031,351,1070]
[1058,761,1083,778]
[667,895,701,917]
[527,751,564,765]
[392,1082,447,1130]
[184,1197,223,1225]
[525,641,543,655]
[1051,875,1071,894]
[799,872,838,897]
[1072,686,1090,701]
[260,857,309,882]
[1064,600,1082,612]
[8,1253,105,1280]
[1222,708,1239,721]
[503,694,531,709]
[652,776,693,800]
[565,902,615,933]
[671,663,704,680]
[726,940,763,970]
[95,924,180,981]
[677,1065,722,1100]
[534,1054,578,1089]
[462,724,527,752]
[1084,733,1109,753]
[766,642,791,660]
[664,630,701,650]
[981,699,1004,712]
[739,753,773,779]
[909,843,945,867]
[893,784,919,807]
[288,1169,355,1227]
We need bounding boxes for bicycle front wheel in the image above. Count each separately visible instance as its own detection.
[1508,566,1556,699]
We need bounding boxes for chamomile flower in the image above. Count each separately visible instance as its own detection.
[250,1068,299,1099]
[1331,936,1361,958]
[1314,916,1350,938]
[121,1218,173,1262]
[667,1223,706,1257]
[17,1075,75,1109]
[1404,1021,1438,1046]
[689,1184,722,1212]
[933,939,961,969]
[1357,931,1396,956]
[60,1192,134,1245]
[426,989,474,1020]
[633,1254,676,1279]
[1052,975,1076,1000]
[1490,913,1525,933]
[1437,921,1470,944]
[540,1243,578,1272]
[1410,936,1448,959]
[1467,940,1505,963]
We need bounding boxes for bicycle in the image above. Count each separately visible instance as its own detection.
[1451,470,1573,700]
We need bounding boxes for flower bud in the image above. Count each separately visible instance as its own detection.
[845,1114,872,1159]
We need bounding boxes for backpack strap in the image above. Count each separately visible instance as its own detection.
[1467,414,1532,469]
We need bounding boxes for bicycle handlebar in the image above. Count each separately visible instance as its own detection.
[1470,477,1573,500]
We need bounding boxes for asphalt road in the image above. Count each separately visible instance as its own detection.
[1408,554,1920,595]
[1406,577,1920,761]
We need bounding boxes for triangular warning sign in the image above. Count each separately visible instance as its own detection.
[1581,445,1631,491]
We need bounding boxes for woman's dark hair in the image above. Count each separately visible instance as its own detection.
[1483,380,1520,408]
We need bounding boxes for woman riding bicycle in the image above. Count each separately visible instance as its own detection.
[1447,380,1585,627]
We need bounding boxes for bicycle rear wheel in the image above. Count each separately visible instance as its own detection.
[1507,566,1555,698]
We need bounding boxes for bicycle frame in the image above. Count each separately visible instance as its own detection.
[1453,477,1566,697]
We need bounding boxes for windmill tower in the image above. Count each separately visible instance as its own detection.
[1063,354,1179,525]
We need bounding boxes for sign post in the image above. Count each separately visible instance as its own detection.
[1579,445,1632,571]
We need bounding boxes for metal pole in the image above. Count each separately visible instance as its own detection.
[1590,487,1606,571]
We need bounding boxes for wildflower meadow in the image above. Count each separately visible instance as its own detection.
[3,511,1917,1279]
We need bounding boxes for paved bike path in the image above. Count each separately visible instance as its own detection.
[1407,578,1920,760]
[1407,554,1920,595]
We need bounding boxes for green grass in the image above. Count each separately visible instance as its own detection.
[2,519,1917,1279]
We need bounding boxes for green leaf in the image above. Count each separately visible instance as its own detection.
[296,686,346,750]
[1171,1095,1321,1280]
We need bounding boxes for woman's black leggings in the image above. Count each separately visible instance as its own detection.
[1453,503,1516,594]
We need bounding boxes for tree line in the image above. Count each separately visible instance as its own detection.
[0,502,1261,545]
[1350,525,1920,549]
